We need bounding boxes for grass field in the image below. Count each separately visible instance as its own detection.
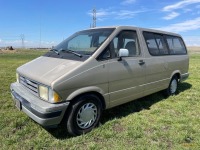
[0,49,200,149]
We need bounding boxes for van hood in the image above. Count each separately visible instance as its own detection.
[17,56,83,86]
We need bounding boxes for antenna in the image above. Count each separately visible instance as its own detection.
[93,8,96,28]
[20,34,25,49]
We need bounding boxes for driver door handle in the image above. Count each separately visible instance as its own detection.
[139,60,145,65]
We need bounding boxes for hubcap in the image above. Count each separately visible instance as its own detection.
[76,103,97,129]
[170,79,177,94]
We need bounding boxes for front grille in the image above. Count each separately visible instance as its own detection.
[19,76,38,95]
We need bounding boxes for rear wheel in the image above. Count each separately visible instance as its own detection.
[164,76,178,96]
[65,94,102,136]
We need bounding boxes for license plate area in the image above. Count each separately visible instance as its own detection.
[15,100,22,111]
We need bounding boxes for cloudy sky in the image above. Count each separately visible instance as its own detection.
[0,0,200,48]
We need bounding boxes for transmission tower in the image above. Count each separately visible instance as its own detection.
[93,8,96,28]
[20,34,25,49]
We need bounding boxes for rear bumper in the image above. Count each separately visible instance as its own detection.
[10,82,69,127]
[180,73,189,82]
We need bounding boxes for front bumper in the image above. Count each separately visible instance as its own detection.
[10,82,70,127]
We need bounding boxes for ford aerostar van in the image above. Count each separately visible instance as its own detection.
[10,26,189,135]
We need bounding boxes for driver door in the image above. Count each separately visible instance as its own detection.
[107,30,146,107]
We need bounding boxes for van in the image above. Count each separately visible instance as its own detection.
[10,26,189,135]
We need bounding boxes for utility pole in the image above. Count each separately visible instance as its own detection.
[20,34,25,49]
[93,8,96,28]
[39,17,42,49]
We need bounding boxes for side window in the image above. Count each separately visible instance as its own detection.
[143,32,168,55]
[97,30,140,61]
[154,34,168,55]
[112,30,140,57]
[143,32,159,55]
[113,37,119,56]
[165,36,187,54]
[97,47,111,61]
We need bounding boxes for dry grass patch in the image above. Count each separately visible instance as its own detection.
[187,46,200,53]
[0,49,17,54]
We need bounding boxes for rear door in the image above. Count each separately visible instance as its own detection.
[142,32,171,95]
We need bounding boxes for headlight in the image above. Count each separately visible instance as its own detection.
[39,85,61,103]
[16,73,19,83]
[39,85,48,101]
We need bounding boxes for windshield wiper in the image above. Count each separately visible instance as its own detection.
[50,49,60,55]
[50,48,82,58]
[61,49,82,58]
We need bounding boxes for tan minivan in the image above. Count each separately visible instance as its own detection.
[10,26,189,135]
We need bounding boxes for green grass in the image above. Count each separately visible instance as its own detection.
[0,50,200,149]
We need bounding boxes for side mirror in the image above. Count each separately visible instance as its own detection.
[118,49,129,61]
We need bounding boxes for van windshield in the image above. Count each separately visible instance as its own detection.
[54,28,115,56]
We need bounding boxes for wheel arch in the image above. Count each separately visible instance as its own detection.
[66,87,107,110]
[170,70,181,82]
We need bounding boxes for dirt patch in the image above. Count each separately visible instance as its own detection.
[113,123,125,133]
[0,49,17,54]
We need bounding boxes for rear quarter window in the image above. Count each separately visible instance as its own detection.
[143,31,187,56]
[165,35,187,55]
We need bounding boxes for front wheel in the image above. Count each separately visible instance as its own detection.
[65,94,102,136]
[164,76,178,96]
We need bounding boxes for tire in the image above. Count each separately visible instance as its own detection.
[65,94,102,136]
[164,76,178,96]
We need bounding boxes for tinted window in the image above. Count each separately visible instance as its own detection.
[165,36,187,54]
[155,34,168,55]
[143,32,168,55]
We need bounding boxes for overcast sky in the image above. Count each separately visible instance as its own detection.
[0,0,200,48]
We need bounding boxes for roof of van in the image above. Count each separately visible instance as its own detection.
[88,26,181,37]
